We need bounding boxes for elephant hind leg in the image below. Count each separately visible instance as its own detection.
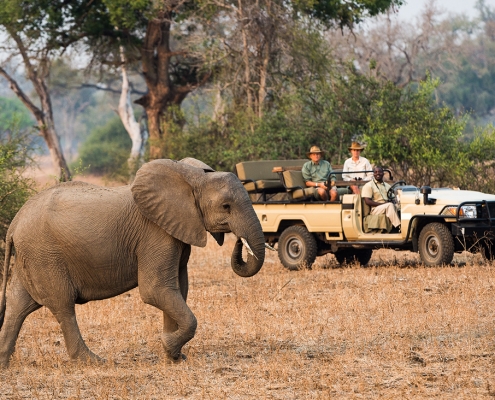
[49,306,104,364]
[0,273,41,368]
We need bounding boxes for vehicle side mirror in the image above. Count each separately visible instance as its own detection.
[420,186,432,205]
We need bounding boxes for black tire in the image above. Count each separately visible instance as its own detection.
[334,248,373,267]
[278,226,317,270]
[418,222,454,266]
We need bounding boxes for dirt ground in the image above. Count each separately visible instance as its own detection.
[0,157,493,399]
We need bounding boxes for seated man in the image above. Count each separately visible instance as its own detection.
[302,146,338,201]
[342,141,373,194]
[361,166,401,231]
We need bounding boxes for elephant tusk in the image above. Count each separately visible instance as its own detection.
[265,243,275,251]
[240,237,258,260]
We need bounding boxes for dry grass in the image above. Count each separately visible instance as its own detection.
[1,235,495,399]
[3,164,494,398]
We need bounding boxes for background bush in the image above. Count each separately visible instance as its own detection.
[0,122,36,256]
[76,116,132,181]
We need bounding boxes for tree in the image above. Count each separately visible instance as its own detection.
[0,0,118,180]
[364,76,469,187]
[0,122,36,256]
[326,0,495,127]
[41,0,401,159]
[203,0,404,123]
[116,46,148,180]
[77,116,131,179]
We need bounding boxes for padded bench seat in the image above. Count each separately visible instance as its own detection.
[235,160,307,199]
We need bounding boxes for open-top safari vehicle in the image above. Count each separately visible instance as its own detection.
[235,160,495,269]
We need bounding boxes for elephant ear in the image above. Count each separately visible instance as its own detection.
[131,159,207,247]
[179,157,215,172]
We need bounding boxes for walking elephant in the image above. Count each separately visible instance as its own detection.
[0,158,265,367]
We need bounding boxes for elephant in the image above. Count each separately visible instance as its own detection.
[0,158,265,367]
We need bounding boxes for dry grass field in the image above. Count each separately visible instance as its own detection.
[1,161,494,398]
[1,235,495,399]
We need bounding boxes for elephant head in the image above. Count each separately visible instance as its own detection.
[130,158,265,277]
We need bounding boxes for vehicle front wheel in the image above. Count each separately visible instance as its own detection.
[418,222,454,266]
[278,226,317,270]
[334,248,373,267]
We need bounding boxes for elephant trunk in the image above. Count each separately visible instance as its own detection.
[230,213,265,278]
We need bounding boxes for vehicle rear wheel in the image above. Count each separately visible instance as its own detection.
[418,222,454,266]
[334,248,373,267]
[278,226,317,270]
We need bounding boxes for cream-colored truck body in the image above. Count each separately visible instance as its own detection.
[236,160,495,269]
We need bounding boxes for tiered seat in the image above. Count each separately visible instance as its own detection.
[235,160,307,201]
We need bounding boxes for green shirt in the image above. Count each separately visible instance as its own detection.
[302,160,335,183]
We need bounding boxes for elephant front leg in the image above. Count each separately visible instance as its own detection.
[139,244,197,361]
[159,290,197,361]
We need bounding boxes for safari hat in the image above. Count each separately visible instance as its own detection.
[348,141,365,151]
[306,145,325,158]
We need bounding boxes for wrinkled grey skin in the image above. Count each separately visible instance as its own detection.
[0,158,265,367]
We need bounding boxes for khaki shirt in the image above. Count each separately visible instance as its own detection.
[361,178,391,204]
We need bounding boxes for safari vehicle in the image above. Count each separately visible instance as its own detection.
[235,160,495,269]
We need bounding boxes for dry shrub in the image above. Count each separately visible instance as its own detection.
[1,236,495,398]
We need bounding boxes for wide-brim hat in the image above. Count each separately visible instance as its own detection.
[306,145,325,158]
[348,141,365,151]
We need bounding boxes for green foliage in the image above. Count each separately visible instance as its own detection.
[0,97,33,130]
[364,76,469,187]
[167,71,483,193]
[76,116,132,181]
[301,0,404,28]
[0,124,36,255]
[456,124,495,193]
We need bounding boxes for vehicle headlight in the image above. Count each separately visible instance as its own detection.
[442,205,477,218]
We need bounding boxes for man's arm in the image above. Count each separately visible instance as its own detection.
[362,182,381,207]
[364,197,383,207]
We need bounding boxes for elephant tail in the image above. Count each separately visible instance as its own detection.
[0,233,13,330]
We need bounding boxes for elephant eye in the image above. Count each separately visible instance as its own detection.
[222,203,231,212]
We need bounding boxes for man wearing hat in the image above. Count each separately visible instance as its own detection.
[343,141,373,195]
[302,146,338,201]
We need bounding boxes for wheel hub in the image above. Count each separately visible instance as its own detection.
[287,238,302,259]
[426,234,439,257]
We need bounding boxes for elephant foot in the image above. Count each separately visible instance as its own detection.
[70,350,106,365]
[165,352,187,363]
[0,351,12,369]
[161,332,186,362]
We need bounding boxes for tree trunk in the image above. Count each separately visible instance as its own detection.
[2,29,71,181]
[135,10,207,159]
[0,67,71,182]
[118,45,147,181]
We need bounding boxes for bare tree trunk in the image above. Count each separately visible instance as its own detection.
[0,67,71,181]
[118,46,147,181]
[135,11,210,159]
[238,0,253,112]
[2,29,71,181]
